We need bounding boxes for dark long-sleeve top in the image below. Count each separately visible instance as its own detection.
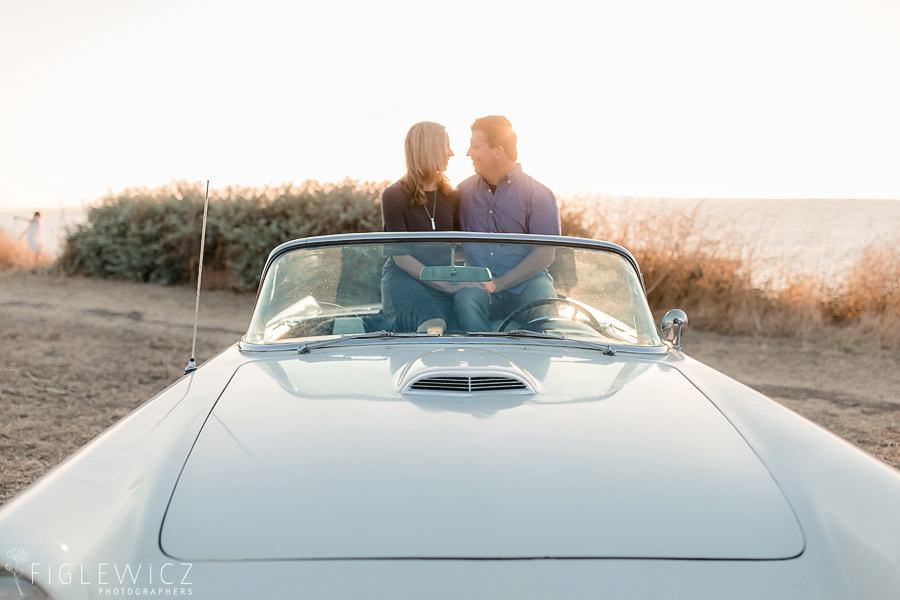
[381,181,459,233]
[381,181,459,265]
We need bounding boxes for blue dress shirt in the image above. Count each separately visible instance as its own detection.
[457,165,560,294]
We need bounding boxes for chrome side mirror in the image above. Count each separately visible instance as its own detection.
[661,309,688,351]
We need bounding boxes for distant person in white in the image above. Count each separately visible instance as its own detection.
[17,211,44,257]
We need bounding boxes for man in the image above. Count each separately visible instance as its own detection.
[455,115,560,332]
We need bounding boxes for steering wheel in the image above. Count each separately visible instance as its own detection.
[497,297,604,333]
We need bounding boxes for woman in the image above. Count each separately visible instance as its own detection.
[15,211,43,257]
[381,121,461,334]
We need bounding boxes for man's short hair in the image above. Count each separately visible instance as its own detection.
[471,115,517,161]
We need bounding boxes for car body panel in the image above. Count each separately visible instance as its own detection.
[161,347,803,561]
[673,355,900,599]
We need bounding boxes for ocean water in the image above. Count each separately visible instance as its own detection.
[702,198,900,284]
[2,198,898,284]
[570,196,900,286]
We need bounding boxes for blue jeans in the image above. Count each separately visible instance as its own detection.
[453,273,557,332]
[382,261,455,332]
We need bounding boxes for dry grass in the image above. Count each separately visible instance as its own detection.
[764,240,898,349]
[0,228,54,271]
[559,197,900,349]
[828,239,900,316]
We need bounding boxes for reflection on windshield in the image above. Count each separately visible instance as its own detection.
[245,240,661,347]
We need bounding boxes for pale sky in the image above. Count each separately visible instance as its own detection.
[2,0,899,210]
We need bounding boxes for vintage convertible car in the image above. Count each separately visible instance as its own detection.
[2,232,900,599]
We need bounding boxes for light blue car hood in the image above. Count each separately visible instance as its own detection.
[161,345,804,561]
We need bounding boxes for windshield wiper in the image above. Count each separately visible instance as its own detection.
[297,330,421,355]
[296,328,616,356]
[467,329,616,356]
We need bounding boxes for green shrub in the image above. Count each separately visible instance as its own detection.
[60,179,384,289]
[60,183,210,284]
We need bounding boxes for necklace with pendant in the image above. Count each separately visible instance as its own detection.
[422,190,437,230]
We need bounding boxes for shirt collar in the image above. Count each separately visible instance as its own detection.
[481,164,523,189]
[503,164,523,184]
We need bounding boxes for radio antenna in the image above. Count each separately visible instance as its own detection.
[185,180,211,374]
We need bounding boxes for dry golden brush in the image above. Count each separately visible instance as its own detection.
[559,196,899,348]
[0,228,53,271]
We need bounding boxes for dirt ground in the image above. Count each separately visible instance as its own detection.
[1,270,898,505]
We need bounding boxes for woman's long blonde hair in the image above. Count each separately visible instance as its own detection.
[399,121,453,206]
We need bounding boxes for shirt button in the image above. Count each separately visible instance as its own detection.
[489,252,494,256]
[489,210,493,214]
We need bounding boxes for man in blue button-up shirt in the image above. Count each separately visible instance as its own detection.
[455,115,561,331]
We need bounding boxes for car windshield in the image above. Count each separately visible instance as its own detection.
[244,235,662,348]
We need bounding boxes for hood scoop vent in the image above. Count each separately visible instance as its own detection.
[398,348,537,396]
[408,375,529,393]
